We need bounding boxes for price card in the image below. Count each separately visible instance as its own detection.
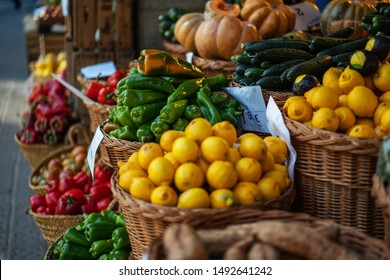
[87,127,104,180]
[80,61,117,79]
[291,2,321,31]
[186,52,194,64]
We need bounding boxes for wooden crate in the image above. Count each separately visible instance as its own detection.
[39,33,65,56]
[25,29,40,62]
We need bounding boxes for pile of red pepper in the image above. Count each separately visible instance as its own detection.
[84,69,128,105]
[18,79,77,145]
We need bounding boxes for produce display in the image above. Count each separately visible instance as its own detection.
[158,7,189,43]
[30,146,115,215]
[362,2,390,36]
[103,49,242,143]
[31,52,67,82]
[116,117,291,208]
[51,210,131,260]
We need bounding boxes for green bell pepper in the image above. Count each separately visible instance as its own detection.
[109,249,130,260]
[172,118,189,131]
[160,99,188,124]
[110,126,138,141]
[136,121,155,142]
[76,213,113,231]
[114,106,138,128]
[84,222,117,242]
[130,101,166,125]
[151,116,171,139]
[167,78,205,104]
[99,254,110,260]
[53,239,66,257]
[184,104,202,120]
[112,227,131,250]
[117,89,168,108]
[204,74,228,91]
[90,239,114,258]
[197,86,221,125]
[100,210,120,225]
[63,227,91,247]
[217,107,238,126]
[116,213,126,227]
[59,242,94,260]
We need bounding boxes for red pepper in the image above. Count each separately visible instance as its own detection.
[59,177,76,193]
[55,188,86,215]
[45,179,59,193]
[43,128,62,145]
[30,194,46,212]
[83,181,92,194]
[28,83,47,105]
[97,86,117,105]
[90,185,112,202]
[19,128,41,144]
[49,115,69,133]
[85,81,105,102]
[35,103,54,119]
[94,164,114,182]
[73,171,90,189]
[96,197,112,212]
[36,206,53,215]
[107,69,128,88]
[34,117,49,133]
[45,191,61,211]
[80,196,98,214]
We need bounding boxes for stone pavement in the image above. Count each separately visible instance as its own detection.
[0,0,48,260]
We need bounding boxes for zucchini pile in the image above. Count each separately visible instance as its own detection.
[362,2,390,36]
[231,27,372,92]
[158,8,189,43]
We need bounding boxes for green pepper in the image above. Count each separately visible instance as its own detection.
[114,106,138,128]
[173,118,189,131]
[130,101,166,125]
[63,227,91,247]
[84,222,117,242]
[116,213,126,227]
[112,227,131,250]
[100,210,120,225]
[167,78,205,104]
[121,74,175,94]
[184,104,202,120]
[117,89,168,108]
[90,239,114,258]
[136,121,155,142]
[53,239,66,257]
[163,76,188,87]
[76,213,113,231]
[109,249,130,260]
[204,74,228,90]
[217,107,238,126]
[99,254,110,260]
[160,99,188,124]
[108,106,121,126]
[59,242,94,260]
[151,116,171,139]
[197,86,221,125]
[112,126,138,141]
[210,93,229,109]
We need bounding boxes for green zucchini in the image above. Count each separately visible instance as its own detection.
[235,64,254,76]
[292,74,320,96]
[365,34,390,61]
[309,37,354,53]
[260,61,274,69]
[372,20,390,35]
[325,27,355,38]
[379,5,390,16]
[362,12,381,24]
[315,38,369,57]
[285,55,334,83]
[262,59,306,77]
[374,2,390,11]
[238,77,256,86]
[244,67,264,80]
[251,48,313,65]
[373,15,389,23]
[244,40,310,54]
[231,53,253,65]
[350,50,380,76]
[332,52,354,63]
[256,76,292,91]
[337,61,349,69]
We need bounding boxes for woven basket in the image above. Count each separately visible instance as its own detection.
[284,115,384,238]
[111,170,296,260]
[100,123,143,168]
[372,174,390,247]
[192,55,236,78]
[162,40,187,58]
[148,209,390,260]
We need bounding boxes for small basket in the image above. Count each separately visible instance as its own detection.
[149,209,390,260]
[100,123,143,168]
[192,55,236,78]
[372,174,390,247]
[111,170,296,260]
[284,115,384,238]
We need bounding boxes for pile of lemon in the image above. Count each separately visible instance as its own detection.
[284,63,390,139]
[117,118,291,209]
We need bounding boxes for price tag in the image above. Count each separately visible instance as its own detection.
[186,52,194,64]
[87,127,104,180]
[291,2,321,31]
[80,61,116,79]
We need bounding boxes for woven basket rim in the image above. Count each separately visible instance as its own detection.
[192,55,236,72]
[162,40,187,54]
[100,121,143,147]
[28,208,84,220]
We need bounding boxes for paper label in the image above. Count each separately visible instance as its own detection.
[51,74,94,104]
[88,127,104,180]
[291,2,321,31]
[80,61,117,79]
[224,86,270,134]
[266,97,296,183]
[186,52,194,64]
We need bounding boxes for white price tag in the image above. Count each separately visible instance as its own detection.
[88,127,104,180]
[291,2,321,31]
[80,61,117,79]
[186,52,194,64]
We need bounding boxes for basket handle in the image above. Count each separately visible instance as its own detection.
[65,124,91,146]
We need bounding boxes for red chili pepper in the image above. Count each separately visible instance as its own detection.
[80,196,98,214]
[96,197,112,212]
[73,171,90,189]
[34,117,49,133]
[30,194,46,212]
[59,177,76,194]
[45,191,61,211]
[90,185,112,202]
[85,81,105,102]
[55,188,86,215]
[94,164,114,182]
[45,179,59,193]
[97,86,117,105]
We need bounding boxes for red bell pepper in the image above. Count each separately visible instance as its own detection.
[19,128,41,144]
[96,197,112,212]
[28,83,47,105]
[73,171,90,189]
[55,188,86,215]
[45,179,59,193]
[90,185,112,202]
[34,117,49,133]
[49,115,69,133]
[59,177,76,193]
[83,181,92,194]
[97,86,117,105]
[35,103,54,119]
[94,164,114,183]
[36,206,53,215]
[85,81,105,102]
[30,194,46,212]
[45,191,61,211]
[43,129,61,145]
[107,69,128,88]
[80,196,98,214]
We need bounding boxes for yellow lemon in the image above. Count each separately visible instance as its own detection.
[374,102,390,126]
[148,157,175,186]
[227,147,242,165]
[211,121,237,147]
[119,169,148,192]
[339,66,365,94]
[201,136,230,163]
[172,136,199,163]
[308,86,339,110]
[381,109,390,133]
[184,117,213,145]
[159,130,185,152]
[195,156,210,174]
[282,96,305,114]
[118,161,144,176]
[303,120,312,126]
[117,160,125,168]
[379,91,390,103]
[164,152,181,171]
[210,189,238,209]
[129,177,156,202]
[312,108,339,132]
[238,134,268,161]
[347,86,378,118]
[150,185,178,206]
[303,86,318,104]
[262,170,289,192]
[207,161,238,189]
[273,163,287,173]
[334,106,356,132]
[375,125,387,139]
[138,143,164,170]
[259,151,275,173]
[177,188,210,208]
[233,182,262,206]
[356,117,375,128]
[264,136,288,164]
[126,152,143,170]
[339,94,348,107]
[347,124,377,139]
[364,75,377,93]
[286,97,313,122]
[257,177,282,200]
[235,157,262,183]
[235,132,260,144]
[322,67,343,95]
[174,162,205,192]
[374,63,390,92]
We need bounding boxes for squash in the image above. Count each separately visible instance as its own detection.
[173,13,204,53]
[194,15,259,60]
[240,0,296,39]
[320,0,380,39]
[204,0,241,20]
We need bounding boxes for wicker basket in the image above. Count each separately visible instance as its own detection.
[192,55,236,78]
[372,174,390,247]
[111,170,296,260]
[162,40,187,58]
[148,209,390,260]
[100,122,143,168]
[284,115,384,238]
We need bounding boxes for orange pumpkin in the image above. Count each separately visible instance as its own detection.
[241,0,296,39]
[204,0,241,20]
[173,13,204,53]
[194,15,259,60]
